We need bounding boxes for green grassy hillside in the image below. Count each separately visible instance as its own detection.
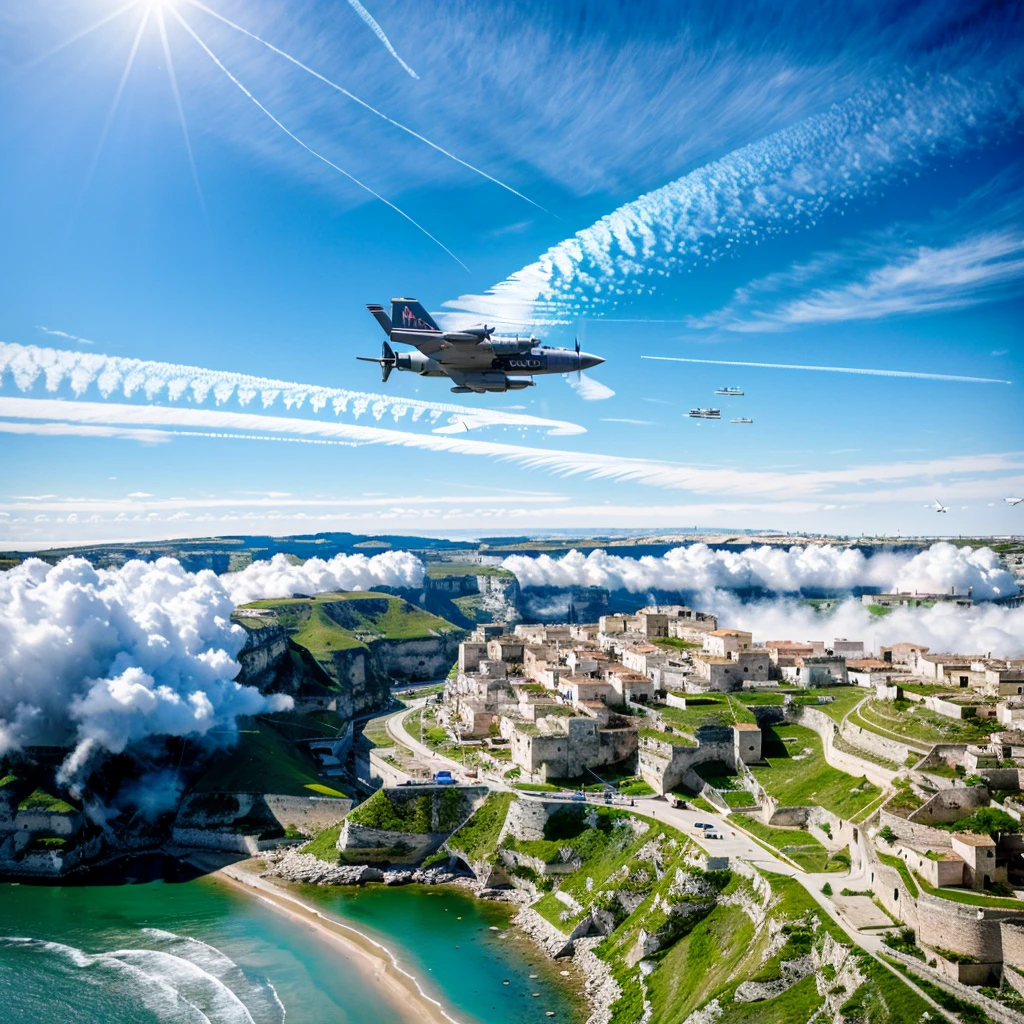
[241,591,459,656]
[191,717,347,797]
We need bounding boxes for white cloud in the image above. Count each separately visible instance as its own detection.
[502,542,1016,599]
[36,326,94,345]
[0,342,584,437]
[443,74,1017,328]
[0,557,292,782]
[705,592,1024,659]
[567,372,616,401]
[2,395,1021,501]
[692,230,1024,332]
[220,550,424,604]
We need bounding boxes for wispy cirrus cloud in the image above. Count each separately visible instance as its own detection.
[2,396,1020,502]
[36,326,93,345]
[689,229,1024,332]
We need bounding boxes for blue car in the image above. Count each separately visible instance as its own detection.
[570,792,586,802]
[434,770,456,785]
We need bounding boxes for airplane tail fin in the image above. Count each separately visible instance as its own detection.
[367,304,392,336]
[391,297,440,333]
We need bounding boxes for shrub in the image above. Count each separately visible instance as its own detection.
[821,882,833,897]
[878,825,897,845]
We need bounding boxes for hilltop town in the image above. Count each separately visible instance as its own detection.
[6,563,1024,1022]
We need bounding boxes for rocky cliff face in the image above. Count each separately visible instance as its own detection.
[234,620,463,718]
[424,572,521,626]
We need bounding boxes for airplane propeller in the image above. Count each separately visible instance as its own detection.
[356,340,397,382]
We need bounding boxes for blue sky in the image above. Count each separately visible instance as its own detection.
[0,0,1022,547]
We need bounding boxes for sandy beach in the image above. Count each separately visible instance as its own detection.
[210,859,467,1024]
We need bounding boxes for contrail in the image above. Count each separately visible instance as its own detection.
[640,356,1013,385]
[184,0,547,213]
[444,75,1015,326]
[156,8,204,211]
[344,0,418,79]
[0,341,585,436]
[2,397,1020,499]
[170,8,469,272]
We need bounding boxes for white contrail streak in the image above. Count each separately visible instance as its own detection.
[170,8,469,272]
[183,0,546,213]
[2,397,1020,499]
[640,355,1013,385]
[0,341,585,436]
[156,8,204,210]
[444,75,1018,326]
[344,0,418,79]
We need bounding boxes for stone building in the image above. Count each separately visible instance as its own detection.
[703,629,753,658]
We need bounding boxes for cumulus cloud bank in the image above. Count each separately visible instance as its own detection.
[220,550,425,604]
[502,542,1016,599]
[0,550,426,777]
[705,592,1024,660]
[0,557,293,781]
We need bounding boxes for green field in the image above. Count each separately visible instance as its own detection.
[855,698,1002,746]
[732,815,843,873]
[653,695,756,732]
[748,724,879,818]
[192,718,332,797]
[791,686,867,722]
[424,563,515,579]
[17,788,76,813]
[241,591,460,657]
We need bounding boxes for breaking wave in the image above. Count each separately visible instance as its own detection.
[0,930,285,1024]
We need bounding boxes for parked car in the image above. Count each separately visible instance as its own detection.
[434,770,456,785]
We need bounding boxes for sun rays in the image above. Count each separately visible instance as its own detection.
[25,0,546,268]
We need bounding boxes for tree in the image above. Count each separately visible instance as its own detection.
[950,807,1021,838]
[821,882,833,897]
[878,825,897,845]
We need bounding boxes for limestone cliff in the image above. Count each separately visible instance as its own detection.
[233,592,465,717]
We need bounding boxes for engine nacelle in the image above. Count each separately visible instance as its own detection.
[395,350,444,376]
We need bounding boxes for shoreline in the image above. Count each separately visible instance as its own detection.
[210,859,469,1024]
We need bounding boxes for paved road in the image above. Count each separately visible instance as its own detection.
[385,701,470,776]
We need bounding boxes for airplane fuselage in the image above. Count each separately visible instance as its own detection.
[359,298,605,394]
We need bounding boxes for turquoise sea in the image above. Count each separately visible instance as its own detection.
[0,859,578,1024]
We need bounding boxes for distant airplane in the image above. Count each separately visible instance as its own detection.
[1006,497,1024,507]
[730,417,753,424]
[715,386,744,396]
[688,408,721,419]
[358,298,604,394]
[929,499,949,513]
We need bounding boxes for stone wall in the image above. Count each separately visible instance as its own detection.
[264,795,352,834]
[838,716,911,765]
[790,705,897,788]
[638,737,736,794]
[878,809,955,850]
[338,821,449,863]
[910,785,989,825]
